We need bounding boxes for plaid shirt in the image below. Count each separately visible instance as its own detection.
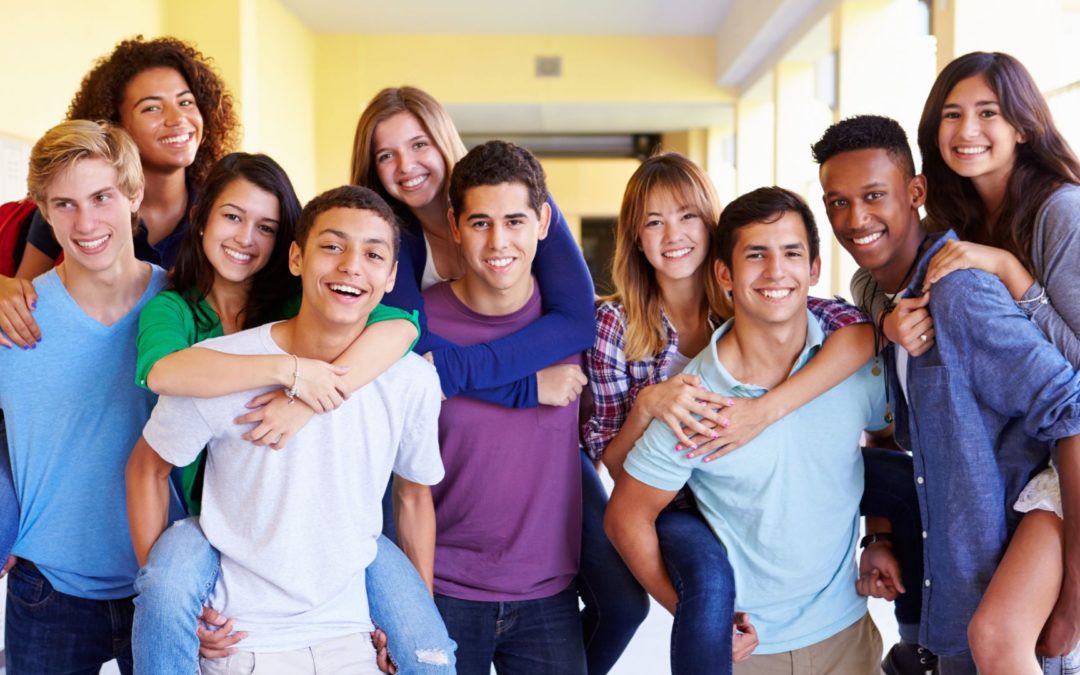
[583,296,869,460]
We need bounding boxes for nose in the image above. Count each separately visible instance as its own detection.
[851,201,871,228]
[764,253,784,279]
[163,102,183,126]
[338,246,364,276]
[960,111,980,138]
[74,206,94,233]
[488,223,508,249]
[234,221,255,246]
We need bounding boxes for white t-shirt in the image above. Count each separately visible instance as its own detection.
[143,322,445,652]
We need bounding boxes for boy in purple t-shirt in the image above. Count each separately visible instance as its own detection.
[422,140,588,675]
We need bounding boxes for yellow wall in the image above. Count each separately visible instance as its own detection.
[542,158,640,241]
[0,0,162,143]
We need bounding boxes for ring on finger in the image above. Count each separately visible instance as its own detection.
[919,334,928,343]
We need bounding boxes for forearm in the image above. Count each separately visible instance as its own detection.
[393,477,436,594]
[997,254,1036,300]
[335,319,418,394]
[125,437,175,567]
[604,503,678,614]
[601,406,652,480]
[146,348,290,397]
[14,243,54,280]
[1058,436,1080,598]
[865,515,892,535]
[760,324,874,421]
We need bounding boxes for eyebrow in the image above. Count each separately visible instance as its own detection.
[375,134,427,154]
[744,242,806,252]
[132,90,194,109]
[49,186,115,204]
[467,212,528,221]
[942,100,999,108]
[646,204,694,216]
[318,229,389,247]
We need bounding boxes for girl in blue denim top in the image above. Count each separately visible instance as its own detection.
[585,152,876,674]
[913,52,1080,673]
[118,153,452,674]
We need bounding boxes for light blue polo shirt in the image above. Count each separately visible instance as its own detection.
[625,310,888,654]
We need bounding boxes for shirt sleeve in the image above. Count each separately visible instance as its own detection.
[25,210,61,260]
[806,295,870,337]
[1023,190,1080,368]
[366,304,421,354]
[143,395,215,468]
[933,270,1080,442]
[624,417,693,492]
[426,195,597,406]
[582,303,632,460]
[392,359,445,486]
[136,292,197,390]
[850,267,891,323]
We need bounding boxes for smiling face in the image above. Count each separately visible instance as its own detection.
[372,111,448,213]
[717,211,820,328]
[821,148,926,291]
[201,177,280,289]
[638,185,710,289]
[937,74,1025,193]
[290,207,398,331]
[41,157,142,274]
[449,182,550,310]
[118,66,204,174]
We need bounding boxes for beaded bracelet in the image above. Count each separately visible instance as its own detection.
[286,354,300,404]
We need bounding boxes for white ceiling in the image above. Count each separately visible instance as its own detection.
[277,0,735,35]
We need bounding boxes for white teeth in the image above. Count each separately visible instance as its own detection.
[329,283,362,296]
[662,247,692,258]
[76,235,109,249]
[401,176,426,188]
[486,257,513,268]
[161,133,192,145]
[223,247,252,263]
[955,146,987,156]
[761,289,791,299]
[853,232,883,245]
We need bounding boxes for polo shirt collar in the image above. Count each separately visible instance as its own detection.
[702,309,825,394]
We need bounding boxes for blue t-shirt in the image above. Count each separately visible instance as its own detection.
[625,311,888,654]
[0,266,176,599]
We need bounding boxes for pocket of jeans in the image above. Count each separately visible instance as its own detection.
[6,561,56,609]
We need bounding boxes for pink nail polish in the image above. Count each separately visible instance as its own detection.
[711,431,719,439]
[703,456,712,463]
[675,444,683,451]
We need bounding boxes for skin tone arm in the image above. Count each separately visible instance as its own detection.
[392,475,437,594]
[125,436,175,569]
[922,240,1034,299]
[0,244,55,348]
[1038,434,1080,657]
[686,323,876,460]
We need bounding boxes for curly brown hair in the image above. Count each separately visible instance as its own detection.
[67,35,239,187]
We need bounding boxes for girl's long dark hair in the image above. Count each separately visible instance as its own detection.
[918,51,1080,272]
[169,153,301,331]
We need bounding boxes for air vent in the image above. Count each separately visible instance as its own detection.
[535,56,562,78]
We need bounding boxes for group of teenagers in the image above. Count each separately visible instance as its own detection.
[0,34,1079,675]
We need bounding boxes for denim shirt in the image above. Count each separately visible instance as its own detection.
[889,231,1080,656]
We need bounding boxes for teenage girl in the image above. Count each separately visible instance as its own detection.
[350,86,653,672]
[585,152,877,673]
[126,152,453,674]
[911,51,1080,673]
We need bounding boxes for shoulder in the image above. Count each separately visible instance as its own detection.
[382,353,441,399]
[195,324,266,354]
[593,301,629,349]
[1035,184,1080,244]
[928,268,1018,320]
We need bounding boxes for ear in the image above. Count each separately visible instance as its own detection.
[714,257,733,295]
[384,260,398,293]
[809,255,821,286]
[909,174,928,210]
[536,202,552,241]
[129,185,145,214]
[447,207,463,245]
[288,241,302,277]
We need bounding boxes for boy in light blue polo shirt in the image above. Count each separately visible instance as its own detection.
[606,186,889,675]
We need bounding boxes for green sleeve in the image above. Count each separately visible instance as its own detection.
[365,303,421,354]
[136,291,201,390]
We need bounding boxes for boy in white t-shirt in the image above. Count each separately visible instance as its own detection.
[126,185,445,674]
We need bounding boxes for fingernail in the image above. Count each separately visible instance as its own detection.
[703,456,712,463]
[32,301,37,309]
[721,419,730,428]
[711,431,719,439]
[686,452,695,459]
[675,444,683,451]
[726,399,735,406]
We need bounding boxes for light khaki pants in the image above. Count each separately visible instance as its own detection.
[199,631,380,675]
[734,613,882,675]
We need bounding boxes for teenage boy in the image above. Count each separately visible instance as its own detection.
[423,140,587,674]
[0,120,175,673]
[607,187,888,675]
[126,185,445,674]
[813,114,1080,674]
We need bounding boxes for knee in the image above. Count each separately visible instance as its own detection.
[135,519,218,605]
[968,607,1022,670]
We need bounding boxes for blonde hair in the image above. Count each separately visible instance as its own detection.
[350,86,467,211]
[28,120,143,207]
[608,152,728,361]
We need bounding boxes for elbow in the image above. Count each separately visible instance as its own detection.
[126,437,172,485]
[603,502,626,553]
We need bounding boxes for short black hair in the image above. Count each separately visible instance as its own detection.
[714,186,820,268]
[449,140,548,217]
[295,185,400,259]
[811,115,916,178]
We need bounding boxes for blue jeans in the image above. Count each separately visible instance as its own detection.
[5,559,134,674]
[435,587,586,675]
[132,517,455,674]
[384,453,650,675]
[577,451,650,674]
[0,414,18,562]
[656,505,736,675]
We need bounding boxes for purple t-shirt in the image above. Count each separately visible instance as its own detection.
[424,281,582,601]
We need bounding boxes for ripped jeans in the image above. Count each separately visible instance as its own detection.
[131,517,456,674]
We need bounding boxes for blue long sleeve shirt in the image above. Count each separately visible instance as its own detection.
[382,195,596,408]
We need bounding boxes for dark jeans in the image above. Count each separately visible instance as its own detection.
[861,446,923,627]
[435,587,587,675]
[5,559,134,674]
[577,451,650,674]
[657,506,736,675]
